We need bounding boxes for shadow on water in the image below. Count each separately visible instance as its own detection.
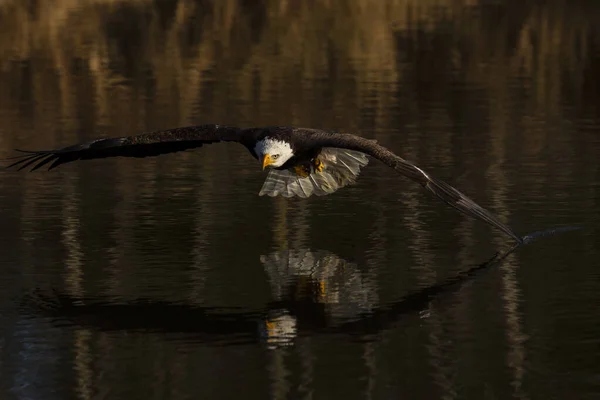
[18,242,526,348]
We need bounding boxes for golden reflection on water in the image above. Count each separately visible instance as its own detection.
[0,0,597,150]
[61,171,95,400]
[488,104,529,400]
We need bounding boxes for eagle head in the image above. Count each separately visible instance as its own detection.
[254,138,294,170]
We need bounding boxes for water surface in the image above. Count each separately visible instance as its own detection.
[0,1,599,399]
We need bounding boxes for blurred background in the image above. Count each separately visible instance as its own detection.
[0,0,599,399]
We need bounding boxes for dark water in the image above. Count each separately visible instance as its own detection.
[1,1,599,399]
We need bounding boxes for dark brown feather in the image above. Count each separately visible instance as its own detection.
[4,124,247,171]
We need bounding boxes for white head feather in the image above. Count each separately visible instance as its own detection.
[254,138,294,168]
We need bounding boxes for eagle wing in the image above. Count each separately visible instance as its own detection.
[306,130,523,243]
[4,124,246,171]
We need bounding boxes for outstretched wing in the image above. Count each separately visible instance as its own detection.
[304,130,523,243]
[258,149,368,198]
[4,124,247,171]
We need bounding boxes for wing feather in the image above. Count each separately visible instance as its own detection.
[4,124,246,171]
[259,148,368,198]
[320,148,368,183]
[308,131,522,243]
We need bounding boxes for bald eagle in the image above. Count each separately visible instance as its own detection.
[5,124,522,243]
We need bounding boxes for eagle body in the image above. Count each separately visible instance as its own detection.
[5,124,522,243]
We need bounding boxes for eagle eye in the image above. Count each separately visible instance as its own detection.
[272,154,279,159]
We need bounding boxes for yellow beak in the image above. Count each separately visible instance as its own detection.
[262,154,273,170]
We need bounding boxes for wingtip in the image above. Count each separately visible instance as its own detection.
[13,148,50,155]
[3,149,58,171]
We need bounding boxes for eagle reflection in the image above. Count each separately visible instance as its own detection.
[259,249,377,347]
[20,246,517,348]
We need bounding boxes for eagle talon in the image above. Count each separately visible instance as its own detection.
[313,158,325,173]
[318,280,326,299]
